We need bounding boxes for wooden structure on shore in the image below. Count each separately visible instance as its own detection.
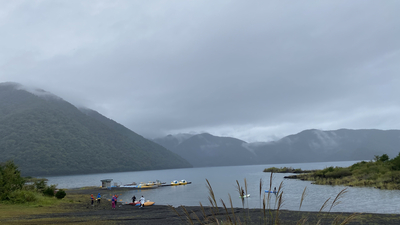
[100,179,113,189]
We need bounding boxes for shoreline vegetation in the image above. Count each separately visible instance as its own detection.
[263,166,315,173]
[264,153,400,190]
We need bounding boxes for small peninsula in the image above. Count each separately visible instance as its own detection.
[264,153,400,190]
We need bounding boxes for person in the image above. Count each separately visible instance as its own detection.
[97,193,101,204]
[273,187,277,193]
[132,195,136,203]
[115,194,119,207]
[111,195,116,209]
[90,194,94,206]
[140,195,145,208]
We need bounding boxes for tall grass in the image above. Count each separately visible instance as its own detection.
[299,186,307,211]
[171,175,358,225]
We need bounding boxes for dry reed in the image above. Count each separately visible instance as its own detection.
[180,205,195,225]
[299,186,307,211]
[329,188,348,212]
[169,176,357,225]
[220,199,232,224]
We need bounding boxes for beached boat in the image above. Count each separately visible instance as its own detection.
[143,201,155,206]
[129,200,155,206]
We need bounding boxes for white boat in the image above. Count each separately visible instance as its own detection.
[239,194,250,198]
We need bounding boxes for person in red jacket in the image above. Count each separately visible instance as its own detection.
[115,194,119,207]
[90,194,94,206]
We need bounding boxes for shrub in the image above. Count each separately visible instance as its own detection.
[324,168,352,179]
[7,190,37,203]
[55,189,66,199]
[263,167,279,172]
[43,185,57,197]
[34,179,47,192]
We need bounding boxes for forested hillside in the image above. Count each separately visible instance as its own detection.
[162,133,256,167]
[155,129,400,167]
[0,82,192,176]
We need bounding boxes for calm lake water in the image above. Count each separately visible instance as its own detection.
[46,161,400,214]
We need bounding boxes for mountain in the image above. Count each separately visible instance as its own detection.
[0,82,192,176]
[251,129,400,164]
[154,129,400,167]
[152,133,194,151]
[155,133,256,167]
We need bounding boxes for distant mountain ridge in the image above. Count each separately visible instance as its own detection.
[153,129,400,167]
[3,82,399,174]
[0,82,192,176]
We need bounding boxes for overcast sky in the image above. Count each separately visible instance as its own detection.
[1,0,400,142]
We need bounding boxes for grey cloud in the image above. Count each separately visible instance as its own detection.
[1,0,400,142]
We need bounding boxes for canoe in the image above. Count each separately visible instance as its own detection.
[239,194,250,198]
[129,201,141,206]
[265,190,277,193]
[143,201,155,206]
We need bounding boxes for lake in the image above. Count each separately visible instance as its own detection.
[46,161,400,214]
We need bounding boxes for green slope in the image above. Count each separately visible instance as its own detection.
[0,82,192,176]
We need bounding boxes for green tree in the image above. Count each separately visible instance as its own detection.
[0,160,25,200]
[379,154,390,162]
[390,152,400,170]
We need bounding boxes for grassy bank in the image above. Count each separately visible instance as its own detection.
[0,193,85,223]
[283,154,400,190]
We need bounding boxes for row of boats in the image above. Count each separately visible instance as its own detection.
[170,179,188,186]
[118,179,190,189]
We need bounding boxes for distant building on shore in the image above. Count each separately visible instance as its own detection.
[100,179,113,189]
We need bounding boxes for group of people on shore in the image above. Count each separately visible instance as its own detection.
[111,194,119,209]
[91,193,145,209]
[90,193,102,206]
[132,195,146,208]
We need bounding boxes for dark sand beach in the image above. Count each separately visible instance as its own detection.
[1,187,400,224]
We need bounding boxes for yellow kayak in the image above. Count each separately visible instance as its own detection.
[143,201,155,206]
